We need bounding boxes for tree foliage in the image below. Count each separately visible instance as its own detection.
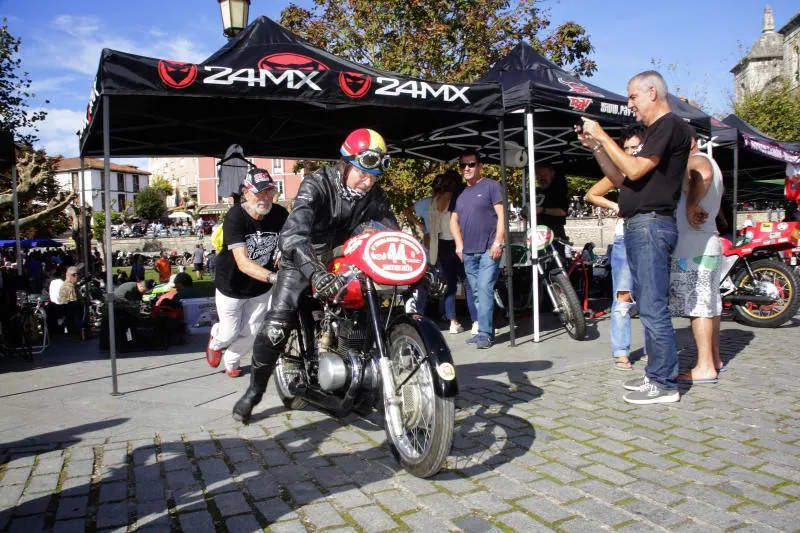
[734,78,800,142]
[279,0,596,212]
[134,187,167,221]
[0,20,47,144]
[91,211,122,241]
[150,175,174,197]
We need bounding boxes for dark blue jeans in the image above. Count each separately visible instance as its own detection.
[624,213,678,389]
[463,249,501,338]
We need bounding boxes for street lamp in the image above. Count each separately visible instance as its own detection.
[218,0,250,39]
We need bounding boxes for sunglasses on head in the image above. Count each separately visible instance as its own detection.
[458,161,478,169]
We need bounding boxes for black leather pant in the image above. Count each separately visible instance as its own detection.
[249,266,309,393]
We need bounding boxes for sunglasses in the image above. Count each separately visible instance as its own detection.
[347,149,390,173]
[458,161,478,169]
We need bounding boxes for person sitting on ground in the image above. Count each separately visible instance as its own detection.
[115,279,155,308]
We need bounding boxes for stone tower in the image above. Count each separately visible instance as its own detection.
[731,5,786,102]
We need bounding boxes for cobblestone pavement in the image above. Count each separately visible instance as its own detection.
[1,313,799,532]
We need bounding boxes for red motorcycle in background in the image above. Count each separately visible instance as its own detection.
[720,221,800,327]
[272,229,456,478]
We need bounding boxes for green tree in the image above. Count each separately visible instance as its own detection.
[91,211,122,241]
[279,0,596,213]
[150,175,174,197]
[1,19,47,144]
[734,78,800,142]
[134,187,167,221]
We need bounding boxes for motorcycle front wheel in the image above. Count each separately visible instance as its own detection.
[551,271,587,340]
[731,258,800,328]
[384,323,454,478]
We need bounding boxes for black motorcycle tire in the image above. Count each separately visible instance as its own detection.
[384,323,454,478]
[551,271,587,340]
[731,258,800,328]
[274,328,309,410]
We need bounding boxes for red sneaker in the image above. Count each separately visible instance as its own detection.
[226,368,242,378]
[205,336,222,368]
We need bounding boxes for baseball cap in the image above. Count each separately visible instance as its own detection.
[244,168,278,194]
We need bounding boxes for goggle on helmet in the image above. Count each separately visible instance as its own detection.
[340,128,390,175]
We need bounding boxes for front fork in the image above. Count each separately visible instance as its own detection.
[361,275,404,438]
[536,250,563,312]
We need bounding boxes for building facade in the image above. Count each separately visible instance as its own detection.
[148,156,304,210]
[54,158,151,214]
[731,6,800,102]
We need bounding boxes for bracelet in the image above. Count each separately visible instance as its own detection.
[592,145,603,153]
[492,242,504,249]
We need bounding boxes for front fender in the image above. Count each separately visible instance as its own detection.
[389,313,458,398]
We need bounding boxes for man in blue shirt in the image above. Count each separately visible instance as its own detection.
[450,150,505,348]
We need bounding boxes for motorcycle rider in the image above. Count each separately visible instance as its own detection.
[232,128,444,423]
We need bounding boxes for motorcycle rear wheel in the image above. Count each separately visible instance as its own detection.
[274,328,309,410]
[384,323,454,478]
[551,271,586,340]
[731,258,800,328]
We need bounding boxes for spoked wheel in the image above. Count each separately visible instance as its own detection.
[384,324,454,478]
[274,329,308,410]
[551,272,587,340]
[732,259,800,328]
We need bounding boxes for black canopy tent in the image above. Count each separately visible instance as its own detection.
[77,16,507,393]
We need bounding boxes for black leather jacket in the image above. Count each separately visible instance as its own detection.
[279,164,398,279]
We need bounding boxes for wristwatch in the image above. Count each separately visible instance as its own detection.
[492,242,505,249]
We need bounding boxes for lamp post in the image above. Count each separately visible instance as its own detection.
[218,0,251,39]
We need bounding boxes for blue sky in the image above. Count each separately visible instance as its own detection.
[1,0,797,163]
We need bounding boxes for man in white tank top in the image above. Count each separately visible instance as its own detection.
[669,135,725,385]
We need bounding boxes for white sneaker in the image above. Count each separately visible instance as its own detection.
[471,322,479,335]
[449,323,465,334]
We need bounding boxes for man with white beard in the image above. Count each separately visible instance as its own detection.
[205,168,288,377]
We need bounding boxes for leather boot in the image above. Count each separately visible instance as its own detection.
[231,362,274,424]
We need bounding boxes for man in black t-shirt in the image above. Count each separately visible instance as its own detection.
[579,70,691,405]
[206,168,288,377]
[534,163,569,240]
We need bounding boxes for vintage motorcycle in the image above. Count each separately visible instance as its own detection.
[272,229,457,478]
[493,225,586,340]
[720,220,800,327]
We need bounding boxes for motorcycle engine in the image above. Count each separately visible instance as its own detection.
[335,313,368,352]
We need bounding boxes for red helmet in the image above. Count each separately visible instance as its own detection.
[340,128,390,175]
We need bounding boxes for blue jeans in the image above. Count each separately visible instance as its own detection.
[463,250,501,338]
[624,213,678,389]
[439,240,477,322]
[610,233,635,358]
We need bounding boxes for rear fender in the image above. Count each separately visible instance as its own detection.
[389,313,458,397]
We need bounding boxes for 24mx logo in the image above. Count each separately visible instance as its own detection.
[374,77,470,103]
[203,66,323,90]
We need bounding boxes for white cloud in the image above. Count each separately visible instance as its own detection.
[28,107,85,157]
[29,76,78,94]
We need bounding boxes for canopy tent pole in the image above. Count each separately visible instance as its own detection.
[103,95,120,396]
[498,119,515,346]
[732,144,739,237]
[79,156,90,276]
[521,167,527,210]
[526,112,540,343]
[11,145,22,276]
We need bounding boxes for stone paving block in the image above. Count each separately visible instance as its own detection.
[52,518,87,533]
[136,526,172,533]
[172,488,208,512]
[626,450,679,470]
[286,481,323,505]
[3,456,35,469]
[254,497,297,522]
[102,448,129,466]
[558,516,606,533]
[348,504,399,532]
[666,427,712,443]
[556,427,595,442]
[374,489,418,514]
[620,498,686,529]
[191,442,218,458]
[301,501,346,529]
[495,511,552,532]
[214,491,251,516]
[671,500,747,530]
[60,476,92,497]
[572,480,629,504]
[536,462,587,484]
[197,458,235,494]
[7,514,45,533]
[33,457,63,475]
[0,467,30,486]
[69,447,96,462]
[669,466,726,486]
[402,509,458,533]
[95,501,129,529]
[226,513,263,533]
[720,466,784,487]
[517,496,574,523]
[326,485,371,509]
[671,451,726,471]
[132,447,157,465]
[420,491,469,520]
[268,519,309,532]
[674,483,742,510]
[583,452,636,471]
[99,481,128,502]
[527,478,584,504]
[14,491,51,516]
[165,469,197,491]
[746,508,799,531]
[478,476,532,500]
[178,510,216,533]
[136,500,171,528]
[582,464,636,485]
[431,471,479,494]
[55,495,89,520]
[568,498,632,527]
[718,480,788,507]
[452,515,501,533]
[588,437,634,455]
[243,475,279,501]
[98,466,127,483]
[24,473,59,494]
[623,480,684,506]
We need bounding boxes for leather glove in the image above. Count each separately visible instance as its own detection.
[422,269,448,297]
[311,271,345,300]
